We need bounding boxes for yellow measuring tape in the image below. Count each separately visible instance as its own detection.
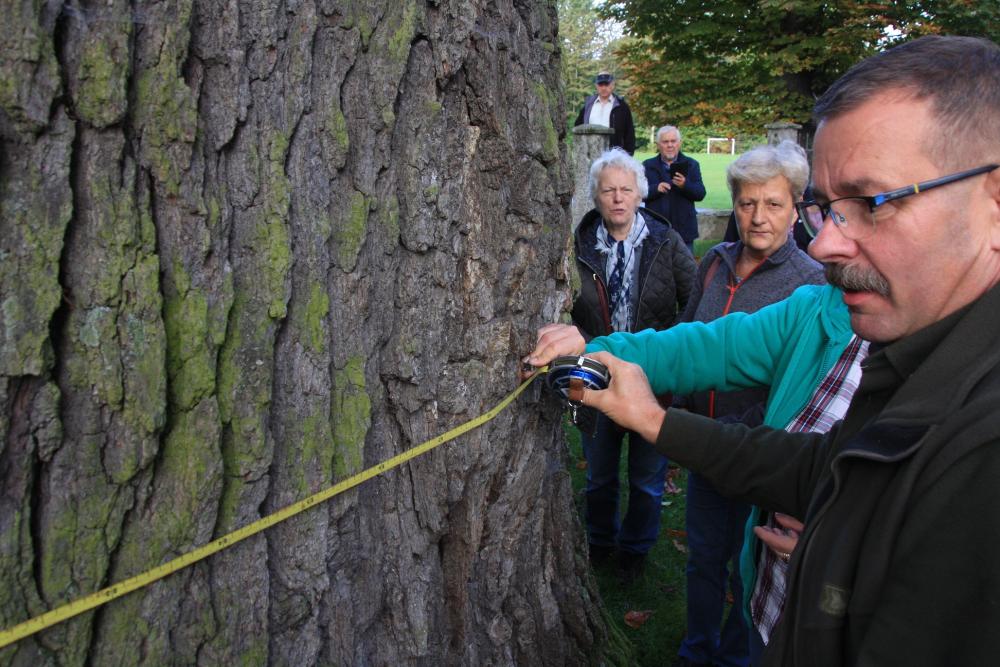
[0,369,546,649]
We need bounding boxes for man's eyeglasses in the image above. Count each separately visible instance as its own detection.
[796,164,999,240]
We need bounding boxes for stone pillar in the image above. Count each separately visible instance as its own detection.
[697,209,732,242]
[570,124,613,228]
[764,121,802,146]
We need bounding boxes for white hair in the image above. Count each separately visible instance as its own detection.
[588,148,649,203]
[656,125,682,142]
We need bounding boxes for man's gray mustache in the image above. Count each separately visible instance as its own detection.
[825,263,890,296]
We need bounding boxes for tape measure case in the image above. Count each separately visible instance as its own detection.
[545,355,611,402]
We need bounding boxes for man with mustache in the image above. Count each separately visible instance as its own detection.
[526,35,1000,665]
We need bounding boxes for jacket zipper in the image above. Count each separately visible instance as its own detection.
[708,258,765,418]
[593,273,612,336]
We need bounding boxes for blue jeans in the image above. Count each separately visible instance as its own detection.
[582,414,669,554]
[678,471,752,667]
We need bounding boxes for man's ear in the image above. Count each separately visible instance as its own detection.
[987,166,1000,251]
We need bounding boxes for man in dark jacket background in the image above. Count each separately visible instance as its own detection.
[643,125,706,253]
[574,72,636,155]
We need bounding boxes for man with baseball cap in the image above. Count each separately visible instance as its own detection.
[575,71,636,155]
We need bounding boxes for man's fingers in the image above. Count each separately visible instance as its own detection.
[754,525,799,560]
[774,513,804,533]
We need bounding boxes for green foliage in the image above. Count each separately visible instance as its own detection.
[603,0,1000,133]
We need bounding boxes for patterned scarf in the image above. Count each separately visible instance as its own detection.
[596,214,648,332]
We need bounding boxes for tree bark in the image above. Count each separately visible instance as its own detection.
[0,0,607,664]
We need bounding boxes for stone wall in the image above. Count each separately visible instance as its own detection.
[696,208,731,240]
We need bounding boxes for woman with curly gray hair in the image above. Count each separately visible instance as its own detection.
[571,147,697,581]
[674,140,824,667]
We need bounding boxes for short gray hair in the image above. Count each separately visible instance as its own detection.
[726,140,809,201]
[656,125,681,142]
[814,36,1000,166]
[589,148,649,203]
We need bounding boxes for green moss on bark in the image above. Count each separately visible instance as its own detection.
[263,131,293,319]
[334,191,370,272]
[164,287,216,411]
[0,131,73,376]
[388,1,419,64]
[297,284,330,355]
[132,0,196,195]
[261,218,292,319]
[332,356,371,478]
[117,254,167,454]
[323,104,350,170]
[37,448,119,605]
[75,32,129,127]
[532,82,560,163]
[380,194,400,246]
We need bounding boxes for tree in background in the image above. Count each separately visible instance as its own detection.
[559,0,629,129]
[604,0,1000,135]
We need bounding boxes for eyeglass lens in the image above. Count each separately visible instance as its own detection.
[800,199,875,239]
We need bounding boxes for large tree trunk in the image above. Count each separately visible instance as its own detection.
[0,0,608,664]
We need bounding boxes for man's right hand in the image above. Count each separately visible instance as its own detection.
[657,181,671,193]
[577,351,666,443]
[522,324,586,373]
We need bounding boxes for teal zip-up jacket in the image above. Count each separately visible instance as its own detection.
[585,282,853,616]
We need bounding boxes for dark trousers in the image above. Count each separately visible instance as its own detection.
[582,414,669,554]
[678,471,752,667]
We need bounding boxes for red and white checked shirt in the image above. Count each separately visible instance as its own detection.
[750,335,870,644]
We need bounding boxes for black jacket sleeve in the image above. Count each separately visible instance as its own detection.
[670,231,698,320]
[656,408,832,519]
[620,102,636,155]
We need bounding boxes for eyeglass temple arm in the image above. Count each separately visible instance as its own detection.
[872,164,1000,207]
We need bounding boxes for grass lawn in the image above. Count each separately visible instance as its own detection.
[635,151,738,210]
[563,417,694,666]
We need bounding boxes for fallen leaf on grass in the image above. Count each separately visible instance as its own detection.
[665,528,687,539]
[576,460,588,470]
[664,478,683,495]
[624,609,654,628]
